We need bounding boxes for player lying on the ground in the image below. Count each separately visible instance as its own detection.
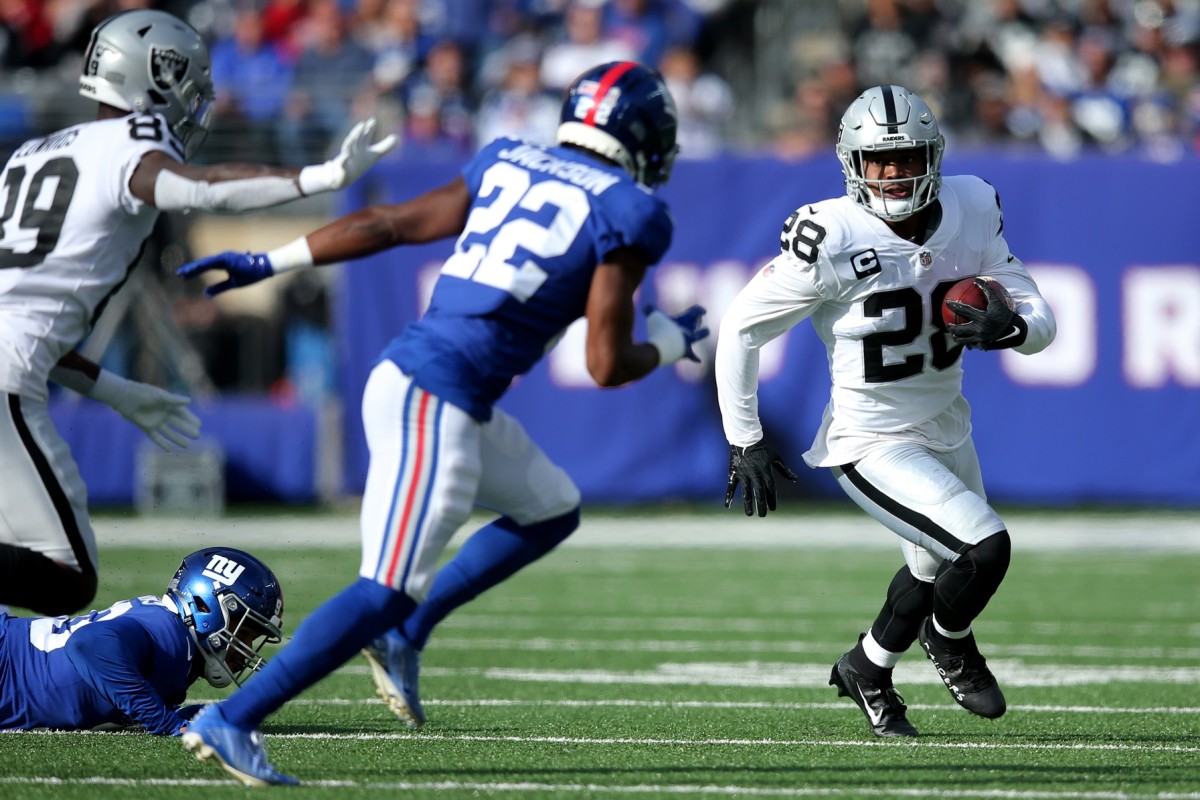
[0,547,283,735]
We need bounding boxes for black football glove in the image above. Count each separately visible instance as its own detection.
[725,440,798,517]
[946,278,1019,350]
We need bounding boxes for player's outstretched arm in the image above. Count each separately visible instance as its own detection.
[584,247,709,387]
[177,178,473,297]
[132,118,397,213]
[49,351,200,451]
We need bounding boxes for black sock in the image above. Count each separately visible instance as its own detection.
[933,532,1011,631]
[869,565,935,653]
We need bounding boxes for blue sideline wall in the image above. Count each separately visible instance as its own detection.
[54,152,1200,507]
[335,152,1200,508]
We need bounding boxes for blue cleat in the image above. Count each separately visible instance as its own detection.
[362,632,426,728]
[181,704,298,787]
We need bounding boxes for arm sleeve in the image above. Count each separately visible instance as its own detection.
[64,617,188,736]
[981,245,1056,355]
[152,169,305,213]
[715,254,827,446]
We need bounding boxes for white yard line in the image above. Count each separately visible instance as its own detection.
[1,777,1198,798]
[395,636,1200,661]
[282,697,1200,715]
[13,729,1200,754]
[329,660,1200,689]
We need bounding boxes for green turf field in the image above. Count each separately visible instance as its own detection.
[2,513,1199,799]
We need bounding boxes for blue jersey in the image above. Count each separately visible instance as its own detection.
[0,596,195,735]
[382,138,674,420]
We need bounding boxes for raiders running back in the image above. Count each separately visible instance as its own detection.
[718,175,1054,468]
[718,84,1057,740]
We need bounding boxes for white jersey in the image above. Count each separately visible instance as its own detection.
[0,113,182,401]
[716,175,1056,466]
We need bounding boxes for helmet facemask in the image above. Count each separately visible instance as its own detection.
[836,85,945,221]
[193,591,283,689]
[837,138,944,221]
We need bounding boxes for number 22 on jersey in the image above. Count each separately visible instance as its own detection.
[441,162,590,302]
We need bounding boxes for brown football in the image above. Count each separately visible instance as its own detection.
[942,277,1013,326]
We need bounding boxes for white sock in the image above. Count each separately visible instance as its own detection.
[861,630,904,669]
[932,614,972,640]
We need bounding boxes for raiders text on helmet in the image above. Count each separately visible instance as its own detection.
[836,85,945,221]
[79,9,215,159]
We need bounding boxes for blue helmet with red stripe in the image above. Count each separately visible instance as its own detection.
[557,61,679,188]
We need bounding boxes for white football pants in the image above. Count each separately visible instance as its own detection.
[0,393,97,572]
[358,360,581,602]
[833,439,1006,581]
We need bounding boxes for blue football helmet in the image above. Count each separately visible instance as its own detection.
[557,61,680,188]
[167,547,284,688]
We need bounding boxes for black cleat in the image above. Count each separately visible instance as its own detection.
[829,651,919,738]
[918,617,1006,719]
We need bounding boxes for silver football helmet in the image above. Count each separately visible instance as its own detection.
[836,85,944,221]
[79,10,215,159]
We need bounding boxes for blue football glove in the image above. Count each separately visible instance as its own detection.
[176,251,275,297]
[645,304,709,365]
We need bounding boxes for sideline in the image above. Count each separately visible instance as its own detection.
[92,509,1200,552]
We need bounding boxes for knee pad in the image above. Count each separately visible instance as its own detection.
[0,544,96,616]
[960,530,1011,581]
[41,570,97,617]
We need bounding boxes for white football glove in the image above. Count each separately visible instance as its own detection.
[645,305,709,365]
[298,118,398,195]
[90,372,202,452]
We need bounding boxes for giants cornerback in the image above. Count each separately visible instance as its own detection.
[717,85,1055,737]
[175,61,708,786]
[0,10,392,617]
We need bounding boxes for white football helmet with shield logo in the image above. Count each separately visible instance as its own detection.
[836,85,944,221]
[78,9,215,158]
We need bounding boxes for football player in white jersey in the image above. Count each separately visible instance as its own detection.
[0,10,394,617]
[716,85,1056,738]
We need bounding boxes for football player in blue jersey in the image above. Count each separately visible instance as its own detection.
[175,61,707,786]
[0,547,283,736]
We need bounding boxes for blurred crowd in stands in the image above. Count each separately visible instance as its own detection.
[2,0,1199,165]
[3,0,1198,402]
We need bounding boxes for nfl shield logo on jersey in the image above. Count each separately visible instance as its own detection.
[918,250,933,267]
[150,47,189,91]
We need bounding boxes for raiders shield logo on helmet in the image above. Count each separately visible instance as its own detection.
[150,46,189,91]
